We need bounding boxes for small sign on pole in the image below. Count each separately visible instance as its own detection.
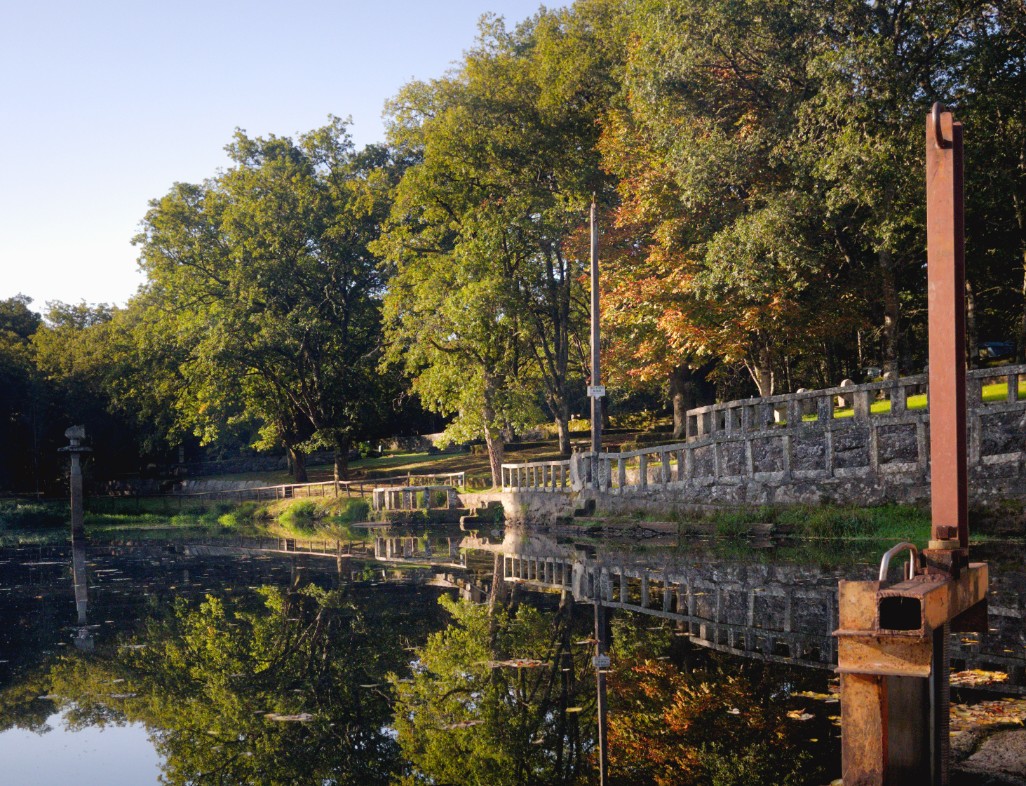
[592,653,610,670]
[587,385,606,399]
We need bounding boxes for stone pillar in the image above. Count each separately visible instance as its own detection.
[60,426,91,541]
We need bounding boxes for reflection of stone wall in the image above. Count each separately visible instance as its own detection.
[491,533,1026,685]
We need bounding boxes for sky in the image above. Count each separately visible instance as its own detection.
[0,0,559,312]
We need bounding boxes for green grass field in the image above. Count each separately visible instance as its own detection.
[814,379,1025,420]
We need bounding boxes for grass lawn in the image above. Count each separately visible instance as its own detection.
[812,379,1025,420]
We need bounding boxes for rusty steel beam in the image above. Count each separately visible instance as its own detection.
[926,104,967,550]
[837,105,987,786]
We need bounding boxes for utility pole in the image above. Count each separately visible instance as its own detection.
[589,196,604,486]
[594,598,610,786]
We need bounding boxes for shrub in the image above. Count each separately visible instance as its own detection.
[0,500,66,529]
[217,501,265,528]
[333,498,369,525]
[279,500,318,530]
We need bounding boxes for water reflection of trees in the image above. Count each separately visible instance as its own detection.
[606,617,821,786]
[47,584,404,786]
[390,593,596,786]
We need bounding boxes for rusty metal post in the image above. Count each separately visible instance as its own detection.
[926,102,968,555]
[835,105,987,786]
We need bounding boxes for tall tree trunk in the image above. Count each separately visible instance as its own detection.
[483,426,504,489]
[288,446,308,483]
[747,345,775,397]
[555,408,571,456]
[668,363,715,438]
[1015,191,1026,362]
[879,246,900,375]
[333,440,351,483]
[966,279,978,369]
[482,376,504,488]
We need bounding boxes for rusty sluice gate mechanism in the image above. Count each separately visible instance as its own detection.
[835,105,989,785]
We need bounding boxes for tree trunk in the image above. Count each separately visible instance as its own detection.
[748,346,774,397]
[482,375,505,488]
[668,363,716,438]
[483,426,505,489]
[488,552,507,617]
[333,441,351,483]
[555,412,571,456]
[288,446,308,483]
[879,246,900,375]
[966,279,978,369]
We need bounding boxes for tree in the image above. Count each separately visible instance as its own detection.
[599,0,864,400]
[45,585,403,786]
[794,0,992,375]
[0,295,43,492]
[134,118,394,481]
[378,9,618,472]
[389,594,594,786]
[960,3,1026,360]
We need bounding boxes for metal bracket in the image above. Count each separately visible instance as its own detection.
[878,541,919,584]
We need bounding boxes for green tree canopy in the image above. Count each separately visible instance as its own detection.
[133,118,396,480]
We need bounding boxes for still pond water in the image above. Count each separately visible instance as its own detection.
[1,529,1024,786]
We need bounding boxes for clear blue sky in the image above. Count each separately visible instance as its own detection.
[0,0,560,312]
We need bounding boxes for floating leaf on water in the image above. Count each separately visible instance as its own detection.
[794,691,834,701]
[950,669,1008,687]
[786,710,814,722]
[726,708,740,715]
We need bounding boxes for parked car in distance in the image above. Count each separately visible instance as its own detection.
[978,341,1015,363]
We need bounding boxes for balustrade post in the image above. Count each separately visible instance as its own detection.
[617,457,626,490]
[966,376,983,408]
[661,451,671,484]
[740,403,754,432]
[1009,372,1020,403]
[787,398,801,427]
[817,395,833,423]
[892,384,908,415]
[853,389,871,421]
[638,454,648,489]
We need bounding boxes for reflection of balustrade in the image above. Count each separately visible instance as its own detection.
[508,365,1026,496]
[371,485,455,511]
[500,551,838,669]
[501,460,572,492]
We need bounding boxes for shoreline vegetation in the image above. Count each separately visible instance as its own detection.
[0,492,1008,550]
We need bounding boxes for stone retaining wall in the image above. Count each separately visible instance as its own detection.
[661,365,1026,508]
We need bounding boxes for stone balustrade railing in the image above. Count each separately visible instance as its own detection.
[502,365,1026,503]
[371,485,457,511]
[685,365,1024,439]
[501,460,572,492]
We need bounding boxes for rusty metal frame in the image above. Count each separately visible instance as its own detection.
[835,104,987,786]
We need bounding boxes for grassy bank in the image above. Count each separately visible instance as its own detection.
[701,503,934,541]
[0,495,374,546]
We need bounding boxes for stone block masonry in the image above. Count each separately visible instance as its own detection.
[504,365,1026,513]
